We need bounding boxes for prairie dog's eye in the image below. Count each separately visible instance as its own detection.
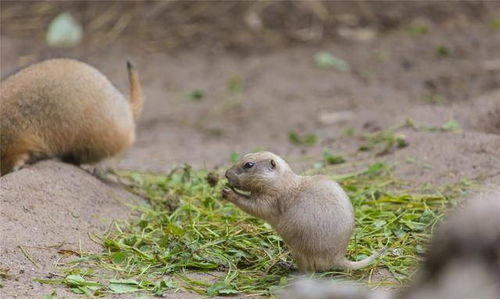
[243,162,255,169]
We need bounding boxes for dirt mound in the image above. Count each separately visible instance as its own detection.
[0,161,141,298]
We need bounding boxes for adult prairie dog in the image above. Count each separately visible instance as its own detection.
[223,151,385,271]
[0,58,143,175]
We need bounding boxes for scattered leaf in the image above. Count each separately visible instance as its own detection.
[109,279,141,294]
[111,251,127,264]
[322,149,345,165]
[424,93,445,104]
[441,120,461,132]
[41,291,57,299]
[392,248,404,256]
[184,89,205,101]
[207,281,238,296]
[406,19,431,36]
[395,134,409,148]
[289,131,318,146]
[314,52,350,71]
[63,275,102,294]
[230,152,240,163]
[436,46,452,57]
[489,19,500,31]
[37,151,466,296]
[374,220,387,228]
[153,279,177,296]
[227,76,243,94]
[46,12,82,47]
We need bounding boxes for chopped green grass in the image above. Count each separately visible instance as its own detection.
[289,131,318,146]
[40,162,469,297]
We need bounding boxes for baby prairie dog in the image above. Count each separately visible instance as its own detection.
[223,151,385,271]
[0,58,143,175]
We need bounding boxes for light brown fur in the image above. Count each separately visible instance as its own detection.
[0,58,143,175]
[223,151,384,272]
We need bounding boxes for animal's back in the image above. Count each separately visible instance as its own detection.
[0,59,137,174]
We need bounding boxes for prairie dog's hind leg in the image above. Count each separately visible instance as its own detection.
[1,152,30,175]
[86,157,123,183]
[12,153,30,171]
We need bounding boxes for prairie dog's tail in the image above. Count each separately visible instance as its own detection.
[126,60,143,120]
[338,247,386,270]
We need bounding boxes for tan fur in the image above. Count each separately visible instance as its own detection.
[0,58,144,175]
[223,151,384,272]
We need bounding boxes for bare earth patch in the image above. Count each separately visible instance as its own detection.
[0,161,142,298]
[1,3,500,297]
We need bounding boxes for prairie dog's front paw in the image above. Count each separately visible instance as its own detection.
[222,187,231,198]
[222,187,236,201]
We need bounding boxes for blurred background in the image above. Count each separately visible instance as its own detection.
[1,1,499,174]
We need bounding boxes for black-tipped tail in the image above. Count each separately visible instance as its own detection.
[126,59,134,71]
[126,59,143,120]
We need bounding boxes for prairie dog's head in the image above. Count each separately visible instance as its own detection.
[225,151,293,195]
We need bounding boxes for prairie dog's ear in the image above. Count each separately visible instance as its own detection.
[270,159,277,168]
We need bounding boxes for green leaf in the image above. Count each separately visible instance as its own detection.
[167,223,184,236]
[395,134,409,148]
[184,89,205,101]
[436,46,452,57]
[153,279,176,296]
[406,20,430,36]
[181,261,218,269]
[314,52,350,71]
[416,244,426,254]
[64,275,101,287]
[207,281,238,296]
[392,248,404,256]
[489,19,500,31]
[130,173,144,185]
[41,291,57,299]
[104,239,122,251]
[109,279,141,294]
[227,76,243,94]
[230,152,240,163]
[441,120,461,132]
[424,93,445,104]
[138,220,149,229]
[71,287,85,294]
[366,162,385,175]
[322,149,345,165]
[46,12,82,47]
[111,251,126,264]
[65,275,85,285]
[393,229,406,238]
[289,131,317,146]
[219,288,239,295]
[374,220,387,228]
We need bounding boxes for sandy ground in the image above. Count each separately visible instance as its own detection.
[0,161,142,298]
[1,7,500,298]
